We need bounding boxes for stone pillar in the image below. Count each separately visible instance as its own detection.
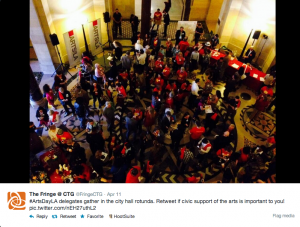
[30,0,58,74]
[183,0,192,21]
[30,66,47,109]
[141,0,151,38]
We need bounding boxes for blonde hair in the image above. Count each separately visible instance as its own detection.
[49,125,56,131]
[95,63,100,69]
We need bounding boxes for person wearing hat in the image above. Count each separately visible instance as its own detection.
[112,8,122,37]
[211,34,219,49]
[152,8,162,31]
[162,11,170,37]
[243,46,256,64]
[175,26,186,46]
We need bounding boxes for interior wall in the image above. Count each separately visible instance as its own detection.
[189,0,211,21]
[112,0,135,19]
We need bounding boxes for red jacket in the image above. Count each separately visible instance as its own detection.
[125,166,141,183]
[165,97,174,109]
[117,86,127,97]
[162,67,171,79]
[57,131,73,144]
[165,83,177,91]
[154,77,164,87]
[132,109,143,121]
[175,55,185,65]
[177,70,187,83]
[189,126,205,140]
[178,40,189,52]
[255,94,270,111]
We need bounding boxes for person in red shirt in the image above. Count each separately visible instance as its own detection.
[151,35,161,54]
[247,93,271,122]
[215,145,233,169]
[153,85,162,96]
[119,69,128,81]
[56,128,73,147]
[155,57,164,73]
[177,67,188,85]
[189,121,205,148]
[154,73,164,88]
[125,166,141,183]
[165,80,177,98]
[175,52,185,70]
[152,8,162,31]
[132,105,143,132]
[50,169,64,183]
[162,64,171,80]
[165,91,174,109]
[260,85,273,97]
[238,146,251,164]
[116,82,127,98]
[186,172,204,183]
[178,37,190,54]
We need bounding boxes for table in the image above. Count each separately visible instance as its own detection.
[209,51,266,93]
[92,53,121,74]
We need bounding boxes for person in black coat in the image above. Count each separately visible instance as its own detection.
[89,150,104,177]
[108,61,118,81]
[90,81,103,109]
[58,87,75,117]
[243,46,256,64]
[181,112,192,132]
[74,97,87,129]
[125,112,138,141]
[213,131,231,152]
[223,74,238,101]
[170,123,184,152]
[204,109,220,136]
[54,71,67,91]
[113,41,123,61]
[66,140,86,166]
[130,14,139,35]
[162,12,170,38]
[175,27,186,45]
[161,111,173,134]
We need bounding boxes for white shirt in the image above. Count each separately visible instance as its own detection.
[191,52,199,61]
[135,43,144,51]
[191,81,199,96]
[137,53,146,65]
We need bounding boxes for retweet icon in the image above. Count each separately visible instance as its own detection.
[7,192,26,210]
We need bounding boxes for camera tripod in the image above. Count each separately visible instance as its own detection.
[51,45,73,77]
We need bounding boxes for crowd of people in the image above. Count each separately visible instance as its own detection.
[30,4,276,184]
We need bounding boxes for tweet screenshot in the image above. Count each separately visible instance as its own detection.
[0,184,298,227]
